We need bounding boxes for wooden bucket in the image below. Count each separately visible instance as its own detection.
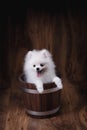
[19,74,61,118]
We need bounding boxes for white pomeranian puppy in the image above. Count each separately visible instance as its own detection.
[23,49,63,93]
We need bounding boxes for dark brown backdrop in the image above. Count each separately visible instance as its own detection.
[0,4,87,89]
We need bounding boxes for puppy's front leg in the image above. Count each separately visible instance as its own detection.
[35,80,44,93]
[53,76,63,90]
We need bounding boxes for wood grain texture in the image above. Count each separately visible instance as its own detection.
[0,5,87,130]
[19,75,61,117]
[65,12,87,85]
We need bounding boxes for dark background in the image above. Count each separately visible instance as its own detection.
[0,1,87,89]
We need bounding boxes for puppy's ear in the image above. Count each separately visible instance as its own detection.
[26,51,32,59]
[41,49,51,58]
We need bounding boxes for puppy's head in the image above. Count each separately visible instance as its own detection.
[24,49,54,77]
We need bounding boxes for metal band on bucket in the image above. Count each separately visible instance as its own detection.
[26,106,60,116]
[20,86,60,94]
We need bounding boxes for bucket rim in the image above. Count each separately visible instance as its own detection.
[19,73,58,86]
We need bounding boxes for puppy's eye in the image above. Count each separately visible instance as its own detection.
[33,65,36,67]
[40,64,44,67]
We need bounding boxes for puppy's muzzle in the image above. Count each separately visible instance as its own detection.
[36,68,40,72]
[36,68,43,73]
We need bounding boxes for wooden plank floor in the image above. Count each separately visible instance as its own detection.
[0,49,87,130]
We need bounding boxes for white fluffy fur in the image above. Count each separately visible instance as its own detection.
[23,49,63,93]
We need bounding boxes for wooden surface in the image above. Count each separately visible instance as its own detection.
[0,71,87,130]
[0,4,87,130]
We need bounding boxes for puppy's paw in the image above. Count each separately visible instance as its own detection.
[35,81,44,93]
[37,87,44,93]
[53,76,63,90]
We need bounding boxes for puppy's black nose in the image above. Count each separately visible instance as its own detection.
[36,68,40,71]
